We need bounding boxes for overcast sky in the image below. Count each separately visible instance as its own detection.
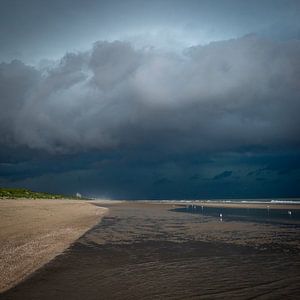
[0,0,300,199]
[1,0,300,63]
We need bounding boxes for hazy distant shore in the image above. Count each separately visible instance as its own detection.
[92,198,300,210]
[0,199,108,292]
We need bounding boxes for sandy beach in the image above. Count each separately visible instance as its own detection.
[2,201,300,299]
[0,199,107,292]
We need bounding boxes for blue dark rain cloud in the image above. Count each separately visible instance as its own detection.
[0,0,300,199]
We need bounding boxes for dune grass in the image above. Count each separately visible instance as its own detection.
[0,187,80,199]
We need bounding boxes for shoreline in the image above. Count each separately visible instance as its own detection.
[92,199,300,210]
[176,201,300,210]
[0,198,108,292]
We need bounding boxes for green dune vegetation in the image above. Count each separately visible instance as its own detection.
[0,187,83,199]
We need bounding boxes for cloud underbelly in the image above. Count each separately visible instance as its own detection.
[0,36,299,153]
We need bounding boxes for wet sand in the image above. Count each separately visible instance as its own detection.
[1,201,300,299]
[0,199,107,292]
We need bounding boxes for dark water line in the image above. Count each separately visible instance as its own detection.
[173,205,300,226]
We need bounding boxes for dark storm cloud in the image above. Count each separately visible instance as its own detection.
[2,149,299,199]
[0,1,299,199]
[247,153,300,176]
[213,171,233,180]
[1,35,300,154]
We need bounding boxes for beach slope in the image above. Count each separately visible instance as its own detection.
[0,199,107,292]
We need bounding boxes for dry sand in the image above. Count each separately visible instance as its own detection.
[0,199,107,292]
